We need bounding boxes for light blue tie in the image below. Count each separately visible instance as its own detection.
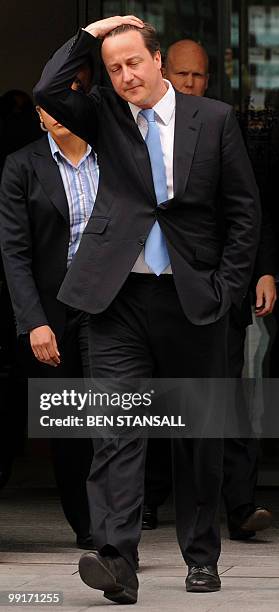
[140,109,170,275]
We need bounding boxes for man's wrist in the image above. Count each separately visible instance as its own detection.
[83,26,99,38]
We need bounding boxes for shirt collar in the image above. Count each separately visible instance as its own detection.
[128,79,176,126]
[48,132,92,165]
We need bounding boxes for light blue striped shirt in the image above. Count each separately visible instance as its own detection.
[48,133,99,266]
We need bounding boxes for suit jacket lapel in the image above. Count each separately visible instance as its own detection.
[129,136,157,204]
[114,94,202,204]
[31,137,70,224]
[173,92,202,198]
[118,102,157,204]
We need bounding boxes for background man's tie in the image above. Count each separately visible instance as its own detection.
[140,109,170,275]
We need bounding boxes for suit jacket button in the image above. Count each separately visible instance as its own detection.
[138,237,145,245]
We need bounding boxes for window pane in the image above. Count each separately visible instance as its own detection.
[247,2,279,109]
[102,1,123,17]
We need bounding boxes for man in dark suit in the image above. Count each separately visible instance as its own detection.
[143,39,276,537]
[0,96,98,548]
[34,15,261,601]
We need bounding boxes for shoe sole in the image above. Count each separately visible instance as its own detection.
[79,553,137,604]
[186,583,221,593]
[230,530,255,541]
[241,510,272,532]
[142,525,157,530]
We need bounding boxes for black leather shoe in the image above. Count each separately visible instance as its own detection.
[229,506,272,540]
[230,528,255,541]
[76,535,96,550]
[186,565,221,593]
[79,551,138,604]
[142,505,158,530]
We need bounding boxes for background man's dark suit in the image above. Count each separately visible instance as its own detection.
[0,135,93,542]
[144,174,278,535]
[33,29,261,570]
[223,221,277,534]
[141,39,277,538]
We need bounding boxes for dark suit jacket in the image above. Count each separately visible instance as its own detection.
[34,30,261,325]
[230,204,278,329]
[0,136,70,338]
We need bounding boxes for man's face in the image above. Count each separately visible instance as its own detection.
[165,44,209,97]
[101,30,164,108]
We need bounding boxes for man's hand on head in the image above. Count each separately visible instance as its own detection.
[84,15,144,39]
[30,325,60,367]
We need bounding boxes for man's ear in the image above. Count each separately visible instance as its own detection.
[154,49,162,70]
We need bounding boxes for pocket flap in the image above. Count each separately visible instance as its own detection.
[84,217,109,234]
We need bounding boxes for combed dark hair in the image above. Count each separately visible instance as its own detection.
[104,22,160,57]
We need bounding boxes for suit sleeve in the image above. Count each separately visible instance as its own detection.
[33,29,103,145]
[0,156,48,335]
[218,108,262,306]
[254,205,278,281]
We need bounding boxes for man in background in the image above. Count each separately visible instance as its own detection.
[143,38,276,540]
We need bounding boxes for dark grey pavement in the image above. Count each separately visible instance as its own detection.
[0,455,279,611]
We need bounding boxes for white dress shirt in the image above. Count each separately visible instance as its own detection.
[129,80,176,274]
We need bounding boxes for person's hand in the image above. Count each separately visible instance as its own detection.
[84,15,144,39]
[255,274,277,317]
[30,325,60,366]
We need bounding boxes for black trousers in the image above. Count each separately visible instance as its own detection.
[86,274,229,569]
[144,313,259,520]
[12,307,93,537]
[223,316,259,515]
[269,300,279,377]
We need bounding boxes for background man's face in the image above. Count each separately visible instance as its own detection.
[165,43,209,97]
[37,107,71,138]
[102,30,163,108]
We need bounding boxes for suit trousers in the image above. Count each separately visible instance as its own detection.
[86,273,229,568]
[15,307,93,537]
